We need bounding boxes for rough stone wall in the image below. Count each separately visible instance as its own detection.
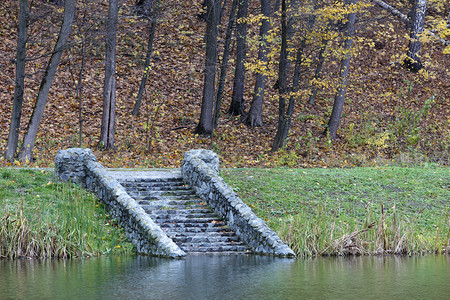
[181,149,295,257]
[54,148,185,258]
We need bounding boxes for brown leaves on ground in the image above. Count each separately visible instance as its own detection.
[0,0,448,168]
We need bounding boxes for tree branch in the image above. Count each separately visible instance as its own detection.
[371,0,449,46]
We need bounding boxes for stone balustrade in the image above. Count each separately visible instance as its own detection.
[54,148,186,258]
[181,149,295,257]
[55,148,295,258]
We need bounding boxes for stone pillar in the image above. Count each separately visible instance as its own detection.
[54,148,97,185]
[182,149,219,174]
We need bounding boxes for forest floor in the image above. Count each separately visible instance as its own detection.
[0,0,448,169]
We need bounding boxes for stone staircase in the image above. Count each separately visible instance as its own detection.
[118,177,251,254]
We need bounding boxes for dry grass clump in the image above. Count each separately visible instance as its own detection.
[279,204,450,258]
[0,202,75,259]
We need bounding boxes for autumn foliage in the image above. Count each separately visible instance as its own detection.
[0,0,448,168]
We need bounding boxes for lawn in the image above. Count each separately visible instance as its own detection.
[222,166,450,257]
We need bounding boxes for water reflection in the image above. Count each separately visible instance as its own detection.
[1,255,448,299]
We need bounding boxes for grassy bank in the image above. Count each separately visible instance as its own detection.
[222,166,450,257]
[0,168,135,259]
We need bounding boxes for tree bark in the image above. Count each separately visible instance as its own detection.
[19,0,75,162]
[100,0,119,149]
[243,0,270,127]
[213,0,238,128]
[405,0,427,72]
[272,0,315,151]
[447,11,449,28]
[195,0,222,136]
[272,0,289,151]
[4,0,29,162]
[308,39,327,106]
[228,0,248,116]
[327,0,357,140]
[132,0,159,116]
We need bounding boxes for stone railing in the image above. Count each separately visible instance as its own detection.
[54,148,186,258]
[181,149,295,257]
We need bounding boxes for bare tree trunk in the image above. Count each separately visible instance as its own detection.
[447,11,449,28]
[132,0,159,116]
[76,37,87,147]
[308,39,327,106]
[243,0,270,127]
[213,0,238,128]
[272,0,289,151]
[405,0,427,72]
[195,0,222,135]
[272,0,280,13]
[228,0,247,116]
[100,0,119,149]
[4,0,29,163]
[327,0,357,140]
[19,0,75,162]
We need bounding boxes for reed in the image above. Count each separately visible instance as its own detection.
[0,169,134,259]
[222,166,449,257]
[278,203,450,257]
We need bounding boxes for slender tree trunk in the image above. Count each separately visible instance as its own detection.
[243,0,270,127]
[447,11,449,28]
[272,0,280,13]
[272,0,289,151]
[274,0,298,87]
[132,0,159,116]
[213,0,238,128]
[195,0,222,135]
[76,38,86,147]
[272,7,315,150]
[100,0,119,149]
[308,39,327,106]
[405,0,427,72]
[327,0,357,140]
[19,0,75,162]
[228,0,248,116]
[4,0,28,163]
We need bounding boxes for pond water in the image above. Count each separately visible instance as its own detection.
[1,255,449,299]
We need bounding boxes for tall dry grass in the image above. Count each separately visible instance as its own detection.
[279,203,450,258]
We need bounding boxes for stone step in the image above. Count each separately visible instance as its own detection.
[148,215,220,222]
[137,199,205,206]
[119,177,251,254]
[120,177,183,183]
[164,227,233,234]
[165,231,236,237]
[179,243,250,253]
[149,208,213,213]
[132,195,201,201]
[120,180,184,188]
[152,217,222,224]
[141,204,208,211]
[126,185,192,192]
[159,221,227,229]
[127,190,195,197]
[145,208,215,215]
[170,235,241,244]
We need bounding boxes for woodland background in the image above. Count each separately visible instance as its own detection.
[0,0,448,168]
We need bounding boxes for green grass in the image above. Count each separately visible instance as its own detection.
[0,168,135,259]
[221,166,450,257]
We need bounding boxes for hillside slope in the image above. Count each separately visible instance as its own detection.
[0,0,448,168]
